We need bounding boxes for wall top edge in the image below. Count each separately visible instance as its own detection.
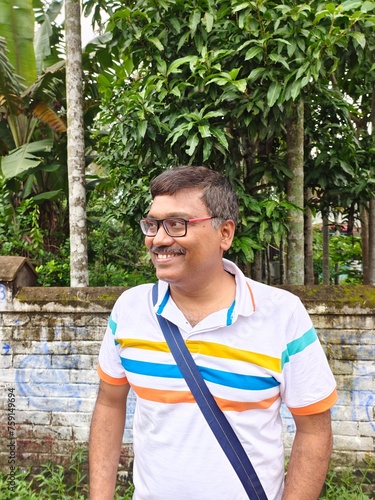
[0,284,372,314]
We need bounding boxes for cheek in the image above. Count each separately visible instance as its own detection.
[145,237,153,250]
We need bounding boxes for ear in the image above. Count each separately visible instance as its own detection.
[219,220,235,251]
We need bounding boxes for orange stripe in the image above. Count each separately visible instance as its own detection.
[215,393,279,412]
[246,282,256,312]
[288,389,338,416]
[131,383,279,412]
[97,365,129,386]
[131,383,195,404]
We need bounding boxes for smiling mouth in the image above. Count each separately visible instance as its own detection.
[151,246,185,260]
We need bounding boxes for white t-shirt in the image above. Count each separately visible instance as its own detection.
[98,259,337,499]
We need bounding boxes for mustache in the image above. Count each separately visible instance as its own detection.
[151,246,186,255]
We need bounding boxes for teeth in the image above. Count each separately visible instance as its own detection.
[157,254,178,259]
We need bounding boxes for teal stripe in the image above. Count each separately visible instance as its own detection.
[282,326,318,368]
[226,300,236,326]
[157,287,170,315]
[108,315,117,335]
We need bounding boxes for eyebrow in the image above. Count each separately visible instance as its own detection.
[146,212,193,219]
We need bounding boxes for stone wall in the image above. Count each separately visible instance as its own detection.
[0,285,374,477]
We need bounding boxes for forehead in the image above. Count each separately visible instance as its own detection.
[148,188,207,217]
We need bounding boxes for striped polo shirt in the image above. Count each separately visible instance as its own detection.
[98,259,337,500]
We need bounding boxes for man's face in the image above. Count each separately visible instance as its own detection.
[144,188,231,290]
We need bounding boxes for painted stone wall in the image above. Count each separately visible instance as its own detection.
[0,285,374,476]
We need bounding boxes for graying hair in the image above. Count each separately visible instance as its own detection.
[150,166,238,227]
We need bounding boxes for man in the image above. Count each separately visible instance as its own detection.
[89,165,337,500]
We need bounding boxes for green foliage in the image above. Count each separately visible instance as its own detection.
[0,450,373,499]
[313,229,362,284]
[87,0,375,276]
[0,448,134,499]
[320,456,375,499]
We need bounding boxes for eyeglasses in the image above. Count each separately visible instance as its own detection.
[139,217,216,237]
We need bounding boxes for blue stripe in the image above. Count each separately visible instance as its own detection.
[122,358,183,379]
[121,358,279,390]
[199,365,279,390]
[157,287,170,315]
[108,315,117,335]
[282,326,318,367]
[226,300,236,326]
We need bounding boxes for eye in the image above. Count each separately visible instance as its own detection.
[146,220,158,229]
[168,219,185,229]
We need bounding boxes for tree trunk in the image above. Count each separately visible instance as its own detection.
[368,198,375,285]
[279,237,285,284]
[65,0,89,286]
[322,215,330,284]
[251,250,263,282]
[367,83,375,285]
[361,204,370,284]
[304,188,314,285]
[286,98,305,284]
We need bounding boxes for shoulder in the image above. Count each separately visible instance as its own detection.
[246,278,302,311]
[113,283,155,311]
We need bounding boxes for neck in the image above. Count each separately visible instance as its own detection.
[169,269,236,326]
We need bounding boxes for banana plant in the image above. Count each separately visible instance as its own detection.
[0,0,66,185]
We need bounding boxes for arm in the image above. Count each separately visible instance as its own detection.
[89,380,130,500]
[282,410,333,500]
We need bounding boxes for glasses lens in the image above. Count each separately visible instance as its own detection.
[164,219,186,236]
[140,219,158,236]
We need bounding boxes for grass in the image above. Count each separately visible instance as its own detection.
[320,457,375,500]
[0,449,373,499]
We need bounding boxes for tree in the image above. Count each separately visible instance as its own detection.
[0,0,94,285]
[0,0,69,252]
[86,0,375,284]
[65,0,89,286]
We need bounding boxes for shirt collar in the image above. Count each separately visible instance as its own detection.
[154,258,256,325]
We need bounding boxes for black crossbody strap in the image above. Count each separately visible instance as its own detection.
[152,284,267,500]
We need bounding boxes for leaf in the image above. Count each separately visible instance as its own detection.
[341,0,364,11]
[204,12,214,33]
[167,56,198,75]
[137,120,148,140]
[185,133,199,156]
[203,139,212,162]
[1,139,53,179]
[232,3,250,13]
[325,3,336,14]
[32,189,62,201]
[148,37,164,51]
[189,10,201,34]
[198,125,211,138]
[265,200,278,217]
[245,46,263,61]
[361,1,375,12]
[211,128,229,150]
[350,32,366,49]
[233,79,247,93]
[269,53,290,70]
[0,0,37,86]
[31,102,67,133]
[267,81,282,107]
[247,67,266,82]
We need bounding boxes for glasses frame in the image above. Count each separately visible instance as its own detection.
[139,216,216,238]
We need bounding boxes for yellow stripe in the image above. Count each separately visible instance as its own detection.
[116,338,170,352]
[186,340,282,373]
[116,338,281,372]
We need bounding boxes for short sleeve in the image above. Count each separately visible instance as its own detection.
[280,299,337,415]
[97,308,128,386]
